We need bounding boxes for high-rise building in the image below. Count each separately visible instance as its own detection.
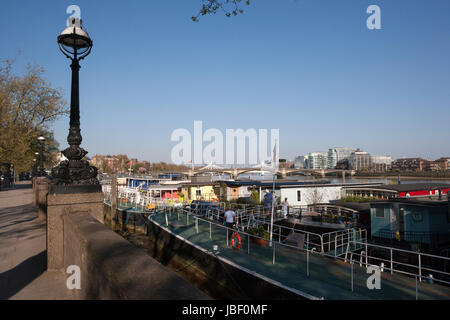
[294,155,307,169]
[327,147,355,169]
[349,149,372,171]
[307,152,328,169]
[371,155,394,172]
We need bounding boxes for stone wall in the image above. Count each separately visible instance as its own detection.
[61,210,209,299]
[143,220,313,300]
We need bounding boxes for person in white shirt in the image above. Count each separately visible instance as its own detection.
[282,198,289,219]
[224,207,236,237]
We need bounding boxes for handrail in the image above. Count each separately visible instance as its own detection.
[106,194,450,288]
[150,207,450,287]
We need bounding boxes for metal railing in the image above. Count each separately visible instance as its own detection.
[101,200,450,299]
[322,229,368,256]
[104,190,450,292]
[148,207,450,299]
[374,229,450,247]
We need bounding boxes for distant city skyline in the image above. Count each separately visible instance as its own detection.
[2,0,450,163]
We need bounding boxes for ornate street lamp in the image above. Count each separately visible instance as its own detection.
[52,17,99,185]
[32,158,37,176]
[36,136,47,177]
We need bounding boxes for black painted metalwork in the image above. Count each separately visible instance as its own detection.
[52,20,99,186]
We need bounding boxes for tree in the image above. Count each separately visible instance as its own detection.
[0,58,68,174]
[250,189,261,204]
[192,0,250,22]
[306,188,324,212]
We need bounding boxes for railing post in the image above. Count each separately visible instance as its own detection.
[418,252,422,282]
[196,217,198,233]
[307,246,310,277]
[248,234,250,255]
[335,236,337,257]
[415,276,418,300]
[273,242,276,264]
[351,261,354,292]
[227,228,229,247]
[307,233,309,251]
[209,221,212,239]
[279,227,281,243]
[390,248,393,275]
[365,242,368,267]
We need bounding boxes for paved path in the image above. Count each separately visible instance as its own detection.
[0,182,75,300]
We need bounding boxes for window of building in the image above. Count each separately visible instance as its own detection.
[412,209,423,223]
[297,190,301,202]
[196,188,201,196]
[375,206,384,218]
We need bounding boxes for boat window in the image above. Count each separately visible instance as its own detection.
[297,190,301,202]
[375,206,384,218]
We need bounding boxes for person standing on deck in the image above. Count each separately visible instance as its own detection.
[282,198,289,219]
[224,206,236,238]
[263,190,273,216]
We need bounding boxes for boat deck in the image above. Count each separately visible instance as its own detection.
[150,210,450,300]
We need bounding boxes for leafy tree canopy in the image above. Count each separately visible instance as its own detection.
[192,0,250,22]
[0,57,68,174]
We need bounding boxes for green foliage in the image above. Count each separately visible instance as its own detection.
[250,190,261,204]
[0,58,67,174]
[247,225,269,240]
[192,0,250,22]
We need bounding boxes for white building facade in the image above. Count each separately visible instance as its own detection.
[280,185,344,208]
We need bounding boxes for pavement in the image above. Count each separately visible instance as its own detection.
[0,181,75,300]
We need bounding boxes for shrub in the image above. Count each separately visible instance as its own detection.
[247,225,269,240]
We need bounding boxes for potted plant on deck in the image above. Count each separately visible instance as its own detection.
[247,225,269,246]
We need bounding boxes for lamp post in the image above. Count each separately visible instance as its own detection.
[52,17,98,185]
[32,158,37,176]
[36,136,47,176]
[34,152,41,176]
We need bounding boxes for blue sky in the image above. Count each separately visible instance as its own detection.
[1,0,450,163]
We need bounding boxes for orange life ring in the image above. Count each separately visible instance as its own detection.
[231,232,242,250]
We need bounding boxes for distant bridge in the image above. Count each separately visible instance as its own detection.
[158,167,355,180]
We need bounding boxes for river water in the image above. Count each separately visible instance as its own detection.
[232,173,450,185]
